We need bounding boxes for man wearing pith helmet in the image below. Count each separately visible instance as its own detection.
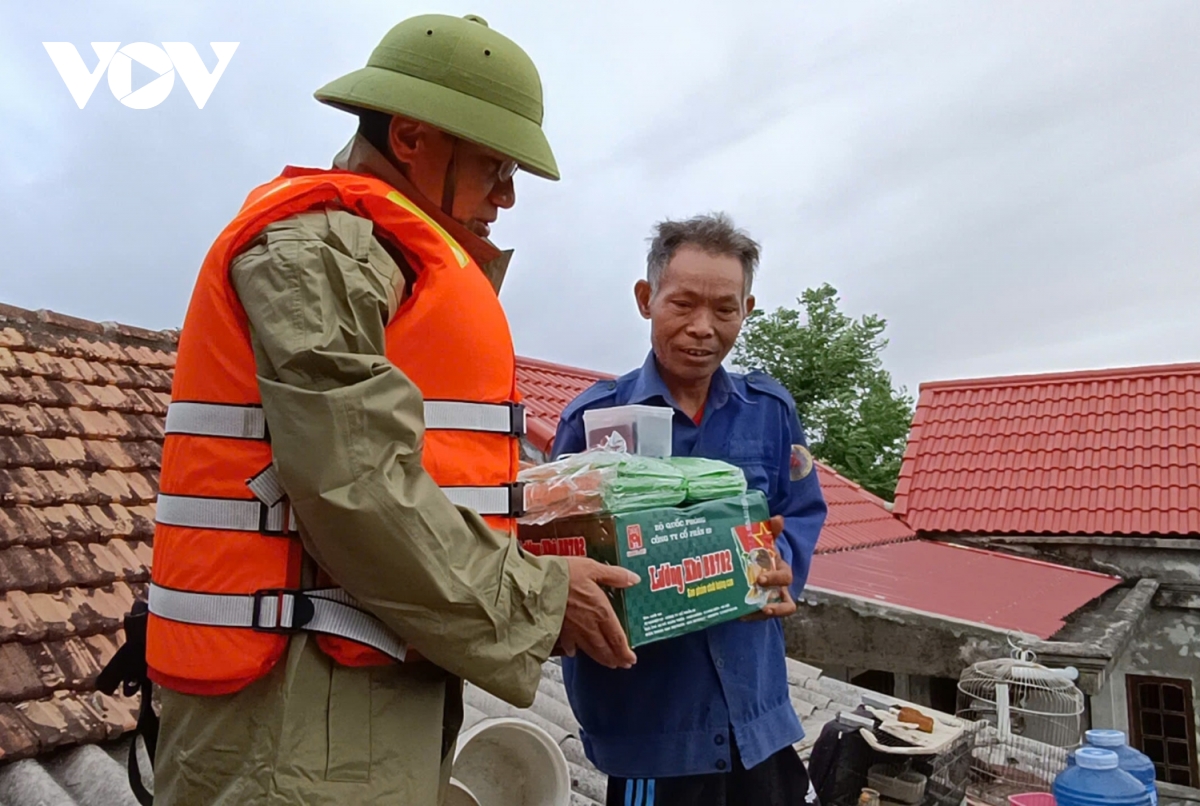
[144,14,638,805]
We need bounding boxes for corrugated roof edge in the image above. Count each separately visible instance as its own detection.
[916,360,1200,392]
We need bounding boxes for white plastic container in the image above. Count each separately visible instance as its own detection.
[583,405,674,458]
[452,717,571,806]
[445,778,482,806]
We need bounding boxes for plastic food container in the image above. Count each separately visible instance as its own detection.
[583,405,674,458]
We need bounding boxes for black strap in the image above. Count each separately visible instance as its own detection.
[97,600,156,806]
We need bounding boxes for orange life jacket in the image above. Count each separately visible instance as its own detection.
[145,168,526,695]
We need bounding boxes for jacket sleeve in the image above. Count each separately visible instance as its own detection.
[229,209,568,707]
[769,406,827,599]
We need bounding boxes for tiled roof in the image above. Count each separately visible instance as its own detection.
[807,540,1122,639]
[0,304,175,764]
[813,464,917,553]
[894,362,1200,536]
[0,657,934,806]
[516,356,613,454]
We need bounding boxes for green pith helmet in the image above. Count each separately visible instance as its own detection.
[315,13,559,181]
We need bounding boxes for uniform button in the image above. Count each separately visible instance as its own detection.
[714,657,725,669]
[714,734,725,746]
[716,759,727,771]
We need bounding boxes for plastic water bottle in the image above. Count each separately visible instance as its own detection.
[1067,730,1158,806]
[1054,748,1152,806]
[1085,730,1158,805]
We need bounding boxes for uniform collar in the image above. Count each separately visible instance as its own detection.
[629,351,749,413]
[332,135,514,288]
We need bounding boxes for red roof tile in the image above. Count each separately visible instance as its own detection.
[812,464,916,553]
[806,540,1121,639]
[894,362,1200,536]
[0,304,171,762]
[515,357,614,454]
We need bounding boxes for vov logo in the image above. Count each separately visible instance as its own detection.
[43,42,239,109]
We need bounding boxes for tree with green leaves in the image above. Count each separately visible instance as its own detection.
[734,284,914,501]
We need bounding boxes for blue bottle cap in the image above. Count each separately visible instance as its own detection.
[1075,747,1119,770]
[1084,729,1126,748]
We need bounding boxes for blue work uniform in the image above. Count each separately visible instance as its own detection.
[552,352,827,779]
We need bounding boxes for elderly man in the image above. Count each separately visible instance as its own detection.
[111,13,638,806]
[553,214,828,806]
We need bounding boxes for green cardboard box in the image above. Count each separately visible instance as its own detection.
[518,491,776,648]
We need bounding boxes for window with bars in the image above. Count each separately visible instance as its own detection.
[1126,674,1199,788]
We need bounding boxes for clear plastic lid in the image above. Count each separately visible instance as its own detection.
[1075,747,1119,770]
[1085,728,1126,748]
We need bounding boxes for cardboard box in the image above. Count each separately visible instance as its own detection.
[519,491,775,647]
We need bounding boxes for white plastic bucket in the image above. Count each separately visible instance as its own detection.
[445,777,482,806]
[451,717,571,806]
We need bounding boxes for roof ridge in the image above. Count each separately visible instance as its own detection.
[919,361,1200,392]
[816,461,894,509]
[0,302,179,349]
[515,355,616,380]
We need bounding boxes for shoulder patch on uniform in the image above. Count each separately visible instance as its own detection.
[789,444,814,481]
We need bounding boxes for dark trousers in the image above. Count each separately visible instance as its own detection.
[605,743,819,806]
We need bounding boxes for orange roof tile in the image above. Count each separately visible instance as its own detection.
[0,304,172,762]
[894,362,1200,536]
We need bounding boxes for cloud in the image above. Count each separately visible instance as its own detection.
[2,0,1199,394]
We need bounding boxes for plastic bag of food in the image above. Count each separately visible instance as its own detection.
[668,456,748,502]
[518,437,686,524]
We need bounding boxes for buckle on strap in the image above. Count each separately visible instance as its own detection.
[148,584,408,662]
[251,589,315,633]
[509,481,526,519]
[258,499,295,536]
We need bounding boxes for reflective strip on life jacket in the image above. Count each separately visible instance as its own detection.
[164,400,527,440]
[154,483,524,524]
[148,584,407,662]
[165,402,267,440]
[155,494,299,536]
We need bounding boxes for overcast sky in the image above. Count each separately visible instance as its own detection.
[3,1,1199,394]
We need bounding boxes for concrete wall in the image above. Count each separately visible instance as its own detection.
[785,587,1015,679]
[1090,606,1200,793]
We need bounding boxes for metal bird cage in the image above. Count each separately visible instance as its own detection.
[956,656,1084,804]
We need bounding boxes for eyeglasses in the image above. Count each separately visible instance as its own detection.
[492,156,518,185]
[457,136,517,186]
